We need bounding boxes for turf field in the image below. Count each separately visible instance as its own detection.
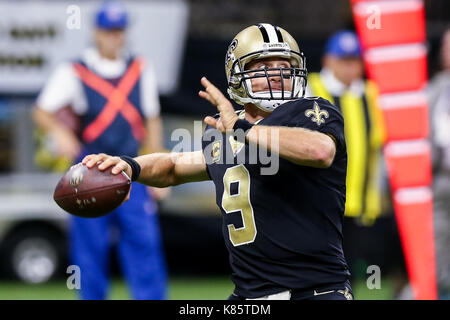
[0,276,396,300]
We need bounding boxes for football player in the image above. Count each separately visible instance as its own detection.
[83,23,353,300]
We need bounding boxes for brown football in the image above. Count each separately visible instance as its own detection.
[53,163,131,218]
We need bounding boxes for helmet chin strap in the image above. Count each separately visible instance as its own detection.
[228,89,292,113]
[255,98,289,112]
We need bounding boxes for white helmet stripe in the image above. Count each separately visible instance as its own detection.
[260,23,279,43]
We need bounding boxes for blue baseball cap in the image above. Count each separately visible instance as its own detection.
[325,31,361,58]
[96,1,128,30]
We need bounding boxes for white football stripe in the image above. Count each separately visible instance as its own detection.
[260,23,279,43]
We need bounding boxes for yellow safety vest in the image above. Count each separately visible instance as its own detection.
[308,72,386,225]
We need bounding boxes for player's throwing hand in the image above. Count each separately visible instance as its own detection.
[199,77,238,133]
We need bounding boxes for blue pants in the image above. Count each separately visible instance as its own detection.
[69,182,167,300]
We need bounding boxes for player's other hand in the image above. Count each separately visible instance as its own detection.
[81,153,133,181]
[199,77,238,133]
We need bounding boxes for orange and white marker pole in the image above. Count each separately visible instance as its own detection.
[351,0,437,299]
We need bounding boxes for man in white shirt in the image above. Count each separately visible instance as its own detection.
[32,1,167,300]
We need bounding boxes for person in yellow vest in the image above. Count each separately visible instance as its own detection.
[307,30,386,226]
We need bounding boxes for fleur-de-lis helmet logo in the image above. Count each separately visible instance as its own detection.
[305,102,329,126]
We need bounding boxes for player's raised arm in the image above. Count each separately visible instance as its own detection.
[199,77,337,169]
[82,151,210,187]
[246,125,336,168]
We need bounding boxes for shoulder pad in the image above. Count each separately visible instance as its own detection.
[276,97,343,122]
[303,96,341,113]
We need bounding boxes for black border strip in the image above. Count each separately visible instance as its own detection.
[274,25,284,42]
[257,24,270,43]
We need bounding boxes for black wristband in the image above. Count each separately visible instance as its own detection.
[120,155,141,181]
[233,119,254,132]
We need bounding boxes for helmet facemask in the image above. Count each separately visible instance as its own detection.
[227,49,308,112]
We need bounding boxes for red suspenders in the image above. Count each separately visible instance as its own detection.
[73,58,147,143]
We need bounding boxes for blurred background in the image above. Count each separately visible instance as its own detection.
[0,0,448,300]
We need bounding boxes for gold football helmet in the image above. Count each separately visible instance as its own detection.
[225,23,307,112]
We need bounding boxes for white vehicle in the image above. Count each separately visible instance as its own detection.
[0,173,68,284]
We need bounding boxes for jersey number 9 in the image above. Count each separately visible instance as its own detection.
[222,165,257,246]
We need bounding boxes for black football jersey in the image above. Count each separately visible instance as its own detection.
[202,97,350,298]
